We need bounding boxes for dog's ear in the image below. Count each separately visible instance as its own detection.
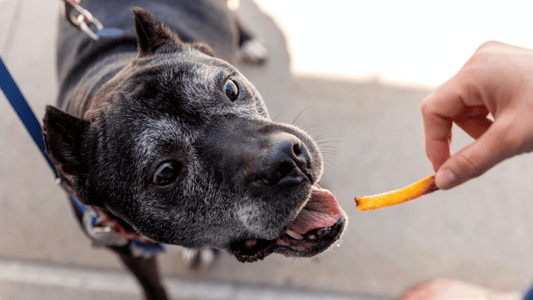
[43,105,90,198]
[132,7,183,56]
[132,7,215,57]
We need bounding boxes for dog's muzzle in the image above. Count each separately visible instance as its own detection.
[230,187,345,262]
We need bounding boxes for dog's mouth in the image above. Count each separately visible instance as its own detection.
[230,187,345,263]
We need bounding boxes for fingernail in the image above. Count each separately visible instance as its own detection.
[436,169,456,189]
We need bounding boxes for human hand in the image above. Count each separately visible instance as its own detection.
[400,279,520,300]
[421,41,533,189]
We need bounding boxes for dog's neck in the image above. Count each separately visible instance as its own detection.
[57,32,138,119]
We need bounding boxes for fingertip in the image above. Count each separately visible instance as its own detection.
[436,119,516,190]
[435,169,457,189]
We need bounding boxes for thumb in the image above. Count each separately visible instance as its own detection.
[435,120,517,189]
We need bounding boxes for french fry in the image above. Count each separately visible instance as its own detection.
[355,175,439,211]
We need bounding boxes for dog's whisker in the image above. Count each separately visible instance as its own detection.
[320,151,336,155]
[271,113,283,122]
[320,145,342,149]
[322,158,338,166]
[315,138,344,144]
[308,130,328,137]
[323,157,337,167]
[320,152,339,159]
[313,136,343,143]
[318,142,342,147]
[319,148,338,154]
[300,124,322,131]
[321,151,335,157]
[319,146,340,151]
[301,124,323,129]
[321,158,336,168]
[312,133,337,141]
[320,153,338,159]
[320,148,337,156]
[324,162,337,171]
[292,106,313,126]
[319,148,341,153]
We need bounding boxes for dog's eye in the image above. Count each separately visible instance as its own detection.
[224,79,239,101]
[153,161,182,186]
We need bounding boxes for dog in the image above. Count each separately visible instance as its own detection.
[43,1,346,299]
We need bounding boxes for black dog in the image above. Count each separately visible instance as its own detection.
[43,1,346,299]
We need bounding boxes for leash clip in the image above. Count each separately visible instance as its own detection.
[60,0,103,41]
[83,207,129,247]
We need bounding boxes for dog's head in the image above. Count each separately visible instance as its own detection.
[44,8,346,262]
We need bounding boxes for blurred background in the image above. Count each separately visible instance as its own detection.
[255,0,533,88]
[2,0,533,299]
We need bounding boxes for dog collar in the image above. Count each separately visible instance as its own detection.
[68,189,165,255]
[92,206,155,245]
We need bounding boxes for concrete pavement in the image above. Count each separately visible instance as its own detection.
[0,259,367,300]
[1,0,533,299]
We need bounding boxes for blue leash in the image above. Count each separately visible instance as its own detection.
[0,56,88,215]
[0,57,57,176]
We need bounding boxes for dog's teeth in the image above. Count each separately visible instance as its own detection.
[285,230,303,240]
[307,234,316,240]
[245,239,257,249]
[316,229,325,236]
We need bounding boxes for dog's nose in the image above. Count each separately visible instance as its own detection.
[260,132,311,186]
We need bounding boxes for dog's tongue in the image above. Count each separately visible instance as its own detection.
[288,188,343,235]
